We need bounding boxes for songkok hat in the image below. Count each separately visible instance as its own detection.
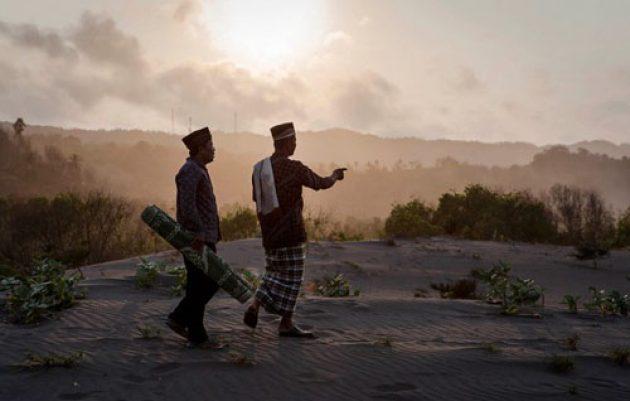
[182,127,211,151]
[270,122,296,141]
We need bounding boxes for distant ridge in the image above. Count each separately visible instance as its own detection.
[2,121,629,167]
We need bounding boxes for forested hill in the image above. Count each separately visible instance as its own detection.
[4,122,629,168]
[1,123,629,218]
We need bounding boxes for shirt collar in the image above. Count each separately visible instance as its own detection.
[187,157,208,170]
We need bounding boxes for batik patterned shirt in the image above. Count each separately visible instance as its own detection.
[253,154,335,250]
[176,158,221,244]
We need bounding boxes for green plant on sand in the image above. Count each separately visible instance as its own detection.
[471,261,544,315]
[480,343,500,353]
[374,337,394,347]
[134,257,164,289]
[166,265,187,296]
[561,295,580,314]
[18,351,85,369]
[313,273,360,297]
[228,351,255,366]
[609,347,630,366]
[562,334,580,351]
[413,288,428,298]
[583,287,629,316]
[137,324,162,339]
[0,259,84,324]
[548,355,575,373]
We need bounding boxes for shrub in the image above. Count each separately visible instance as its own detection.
[575,191,615,261]
[134,260,186,295]
[385,199,441,238]
[137,324,162,339]
[430,279,477,299]
[374,337,394,347]
[134,257,162,289]
[480,343,500,353]
[385,238,397,247]
[609,347,630,366]
[471,262,511,301]
[547,185,615,260]
[305,210,382,241]
[434,185,556,242]
[1,259,83,324]
[220,205,259,241]
[313,273,359,297]
[617,208,630,247]
[166,265,187,296]
[561,295,580,314]
[0,263,19,278]
[583,287,629,316]
[0,192,169,273]
[548,355,575,373]
[0,128,87,198]
[304,209,334,240]
[562,334,580,351]
[413,288,428,298]
[548,184,585,244]
[229,351,255,366]
[19,351,85,369]
[472,261,544,315]
[327,230,364,242]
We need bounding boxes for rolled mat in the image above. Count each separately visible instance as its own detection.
[141,205,253,303]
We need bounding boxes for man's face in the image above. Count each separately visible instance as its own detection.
[288,136,297,156]
[199,139,215,164]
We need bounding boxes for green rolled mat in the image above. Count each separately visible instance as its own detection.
[141,205,253,303]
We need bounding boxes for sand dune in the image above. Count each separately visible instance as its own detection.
[2,238,630,401]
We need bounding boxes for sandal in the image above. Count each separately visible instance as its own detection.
[279,326,316,339]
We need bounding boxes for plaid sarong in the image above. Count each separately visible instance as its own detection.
[255,244,306,316]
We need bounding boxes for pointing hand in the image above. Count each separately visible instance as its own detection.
[333,168,348,181]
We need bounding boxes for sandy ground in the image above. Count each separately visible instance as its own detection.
[1,237,630,401]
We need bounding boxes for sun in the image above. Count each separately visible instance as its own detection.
[204,0,327,71]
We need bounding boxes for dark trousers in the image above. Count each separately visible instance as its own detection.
[169,243,219,343]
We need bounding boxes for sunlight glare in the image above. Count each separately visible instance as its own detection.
[205,0,327,71]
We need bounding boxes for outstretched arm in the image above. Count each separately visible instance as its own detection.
[298,162,346,190]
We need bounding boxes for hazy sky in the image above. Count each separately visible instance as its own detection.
[1,0,629,144]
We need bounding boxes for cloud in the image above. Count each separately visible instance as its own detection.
[590,99,630,131]
[527,69,553,96]
[173,0,203,23]
[330,71,403,131]
[71,12,147,72]
[0,12,311,131]
[453,67,484,93]
[0,20,77,60]
[323,31,354,47]
[155,62,307,125]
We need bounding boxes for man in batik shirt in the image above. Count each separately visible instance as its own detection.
[244,122,346,337]
[166,127,224,349]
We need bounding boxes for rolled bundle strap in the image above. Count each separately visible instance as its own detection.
[141,205,253,303]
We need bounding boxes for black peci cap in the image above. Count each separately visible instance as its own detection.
[182,126,211,151]
[270,122,296,141]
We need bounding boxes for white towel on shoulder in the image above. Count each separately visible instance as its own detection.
[253,157,279,215]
